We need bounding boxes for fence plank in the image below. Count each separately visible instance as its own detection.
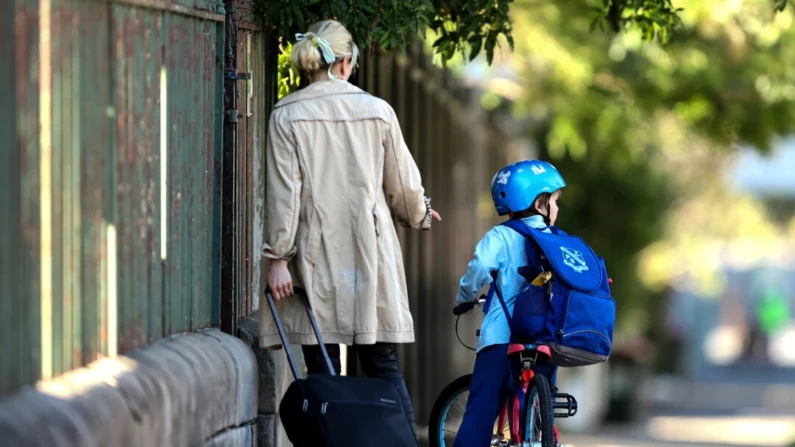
[50,0,65,375]
[15,0,43,392]
[79,0,111,364]
[0,0,39,395]
[166,12,185,334]
[111,4,162,352]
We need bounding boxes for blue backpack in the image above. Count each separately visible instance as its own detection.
[491,219,616,367]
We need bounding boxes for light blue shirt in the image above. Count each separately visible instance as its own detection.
[456,215,549,353]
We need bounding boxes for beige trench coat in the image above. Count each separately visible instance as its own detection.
[259,80,430,348]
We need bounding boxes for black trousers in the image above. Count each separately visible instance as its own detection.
[302,342,417,439]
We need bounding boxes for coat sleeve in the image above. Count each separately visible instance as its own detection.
[382,107,432,230]
[262,110,302,260]
[456,228,507,304]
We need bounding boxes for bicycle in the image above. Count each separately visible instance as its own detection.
[428,297,578,447]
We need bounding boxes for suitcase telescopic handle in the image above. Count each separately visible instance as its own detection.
[264,287,337,379]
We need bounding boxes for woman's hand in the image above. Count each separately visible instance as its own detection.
[268,259,294,300]
[431,209,442,223]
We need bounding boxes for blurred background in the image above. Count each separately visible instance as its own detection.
[407,0,795,445]
[3,0,795,445]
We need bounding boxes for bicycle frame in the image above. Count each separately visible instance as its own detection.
[495,383,528,445]
[495,356,537,445]
[445,298,578,447]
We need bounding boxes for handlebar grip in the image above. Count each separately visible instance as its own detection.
[453,301,477,316]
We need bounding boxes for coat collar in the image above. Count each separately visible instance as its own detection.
[274,80,370,108]
[521,215,547,229]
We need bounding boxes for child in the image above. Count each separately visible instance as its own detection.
[453,159,565,447]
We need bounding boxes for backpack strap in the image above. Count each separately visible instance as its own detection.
[500,218,540,238]
[482,271,498,314]
[490,274,514,325]
[484,219,547,322]
[500,219,549,272]
[501,218,571,237]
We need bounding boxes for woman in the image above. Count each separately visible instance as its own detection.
[260,19,441,437]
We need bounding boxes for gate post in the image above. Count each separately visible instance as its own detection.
[220,1,238,335]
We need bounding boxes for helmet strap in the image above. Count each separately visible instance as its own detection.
[538,203,551,226]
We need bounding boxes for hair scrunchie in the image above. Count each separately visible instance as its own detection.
[295,32,336,65]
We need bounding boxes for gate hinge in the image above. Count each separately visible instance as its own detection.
[225,109,240,123]
[225,70,252,80]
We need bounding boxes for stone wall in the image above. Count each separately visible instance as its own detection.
[0,329,258,447]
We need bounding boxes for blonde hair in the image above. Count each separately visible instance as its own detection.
[291,20,359,73]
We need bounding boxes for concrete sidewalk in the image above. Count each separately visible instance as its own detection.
[562,409,795,447]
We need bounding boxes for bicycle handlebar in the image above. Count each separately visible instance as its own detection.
[452,295,487,316]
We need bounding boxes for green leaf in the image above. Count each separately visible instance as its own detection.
[469,37,482,61]
[588,5,606,14]
[378,30,391,49]
[485,36,496,64]
[589,15,602,32]
[294,6,305,29]
[432,34,450,48]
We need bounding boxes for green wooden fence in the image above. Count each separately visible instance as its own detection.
[0,0,227,395]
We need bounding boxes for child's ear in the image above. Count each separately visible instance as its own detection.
[533,197,544,213]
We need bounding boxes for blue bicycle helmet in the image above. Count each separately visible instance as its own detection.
[491,160,566,216]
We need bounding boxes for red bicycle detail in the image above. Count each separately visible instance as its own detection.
[428,298,577,447]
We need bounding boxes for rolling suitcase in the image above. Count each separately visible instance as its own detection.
[265,288,418,447]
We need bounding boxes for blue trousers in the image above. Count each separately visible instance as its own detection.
[453,344,557,447]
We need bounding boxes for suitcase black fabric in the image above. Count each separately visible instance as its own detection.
[265,289,418,447]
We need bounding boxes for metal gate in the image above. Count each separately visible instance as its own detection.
[218,0,279,334]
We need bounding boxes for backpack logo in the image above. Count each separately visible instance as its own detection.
[560,247,589,273]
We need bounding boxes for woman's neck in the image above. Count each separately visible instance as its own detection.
[309,72,330,83]
[309,66,343,84]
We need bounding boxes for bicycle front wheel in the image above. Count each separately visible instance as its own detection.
[428,375,471,447]
[522,373,555,447]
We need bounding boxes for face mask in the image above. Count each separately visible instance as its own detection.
[327,62,339,80]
